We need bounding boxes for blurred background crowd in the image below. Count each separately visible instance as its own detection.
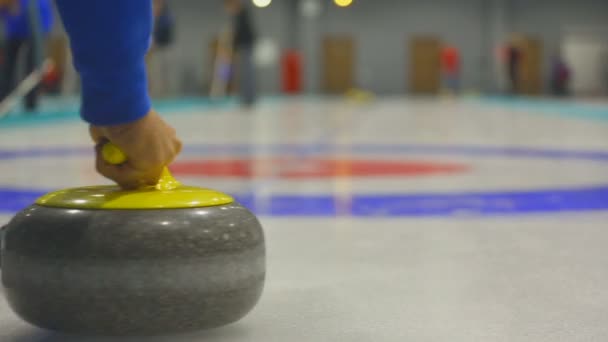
[0,0,607,115]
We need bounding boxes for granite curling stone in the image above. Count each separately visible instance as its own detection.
[0,144,265,336]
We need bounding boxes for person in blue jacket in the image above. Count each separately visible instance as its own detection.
[1,0,182,189]
[0,0,53,111]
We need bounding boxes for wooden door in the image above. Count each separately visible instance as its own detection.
[409,37,441,94]
[517,37,543,95]
[322,36,355,94]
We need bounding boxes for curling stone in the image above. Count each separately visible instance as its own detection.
[0,144,265,336]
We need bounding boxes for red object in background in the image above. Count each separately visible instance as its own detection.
[281,50,302,94]
[42,62,60,85]
[41,61,62,94]
[497,45,509,63]
[170,158,469,179]
[441,46,460,75]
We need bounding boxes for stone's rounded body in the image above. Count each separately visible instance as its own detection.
[0,203,265,336]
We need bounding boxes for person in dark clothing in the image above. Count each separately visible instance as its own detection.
[153,0,174,48]
[506,44,521,95]
[0,0,53,112]
[148,0,175,97]
[225,0,257,107]
[550,54,571,97]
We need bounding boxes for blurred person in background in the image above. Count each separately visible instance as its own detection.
[153,0,174,47]
[603,51,608,96]
[0,0,53,112]
[225,0,257,108]
[506,41,521,95]
[441,45,460,95]
[550,53,571,97]
[147,0,175,98]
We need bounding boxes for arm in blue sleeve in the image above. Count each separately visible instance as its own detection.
[55,0,152,126]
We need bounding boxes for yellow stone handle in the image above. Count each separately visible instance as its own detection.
[101,143,181,191]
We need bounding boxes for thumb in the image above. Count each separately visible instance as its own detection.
[94,144,163,189]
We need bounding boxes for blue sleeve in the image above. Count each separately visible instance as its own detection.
[55,0,152,126]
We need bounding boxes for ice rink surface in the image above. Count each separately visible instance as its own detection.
[1,97,608,341]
